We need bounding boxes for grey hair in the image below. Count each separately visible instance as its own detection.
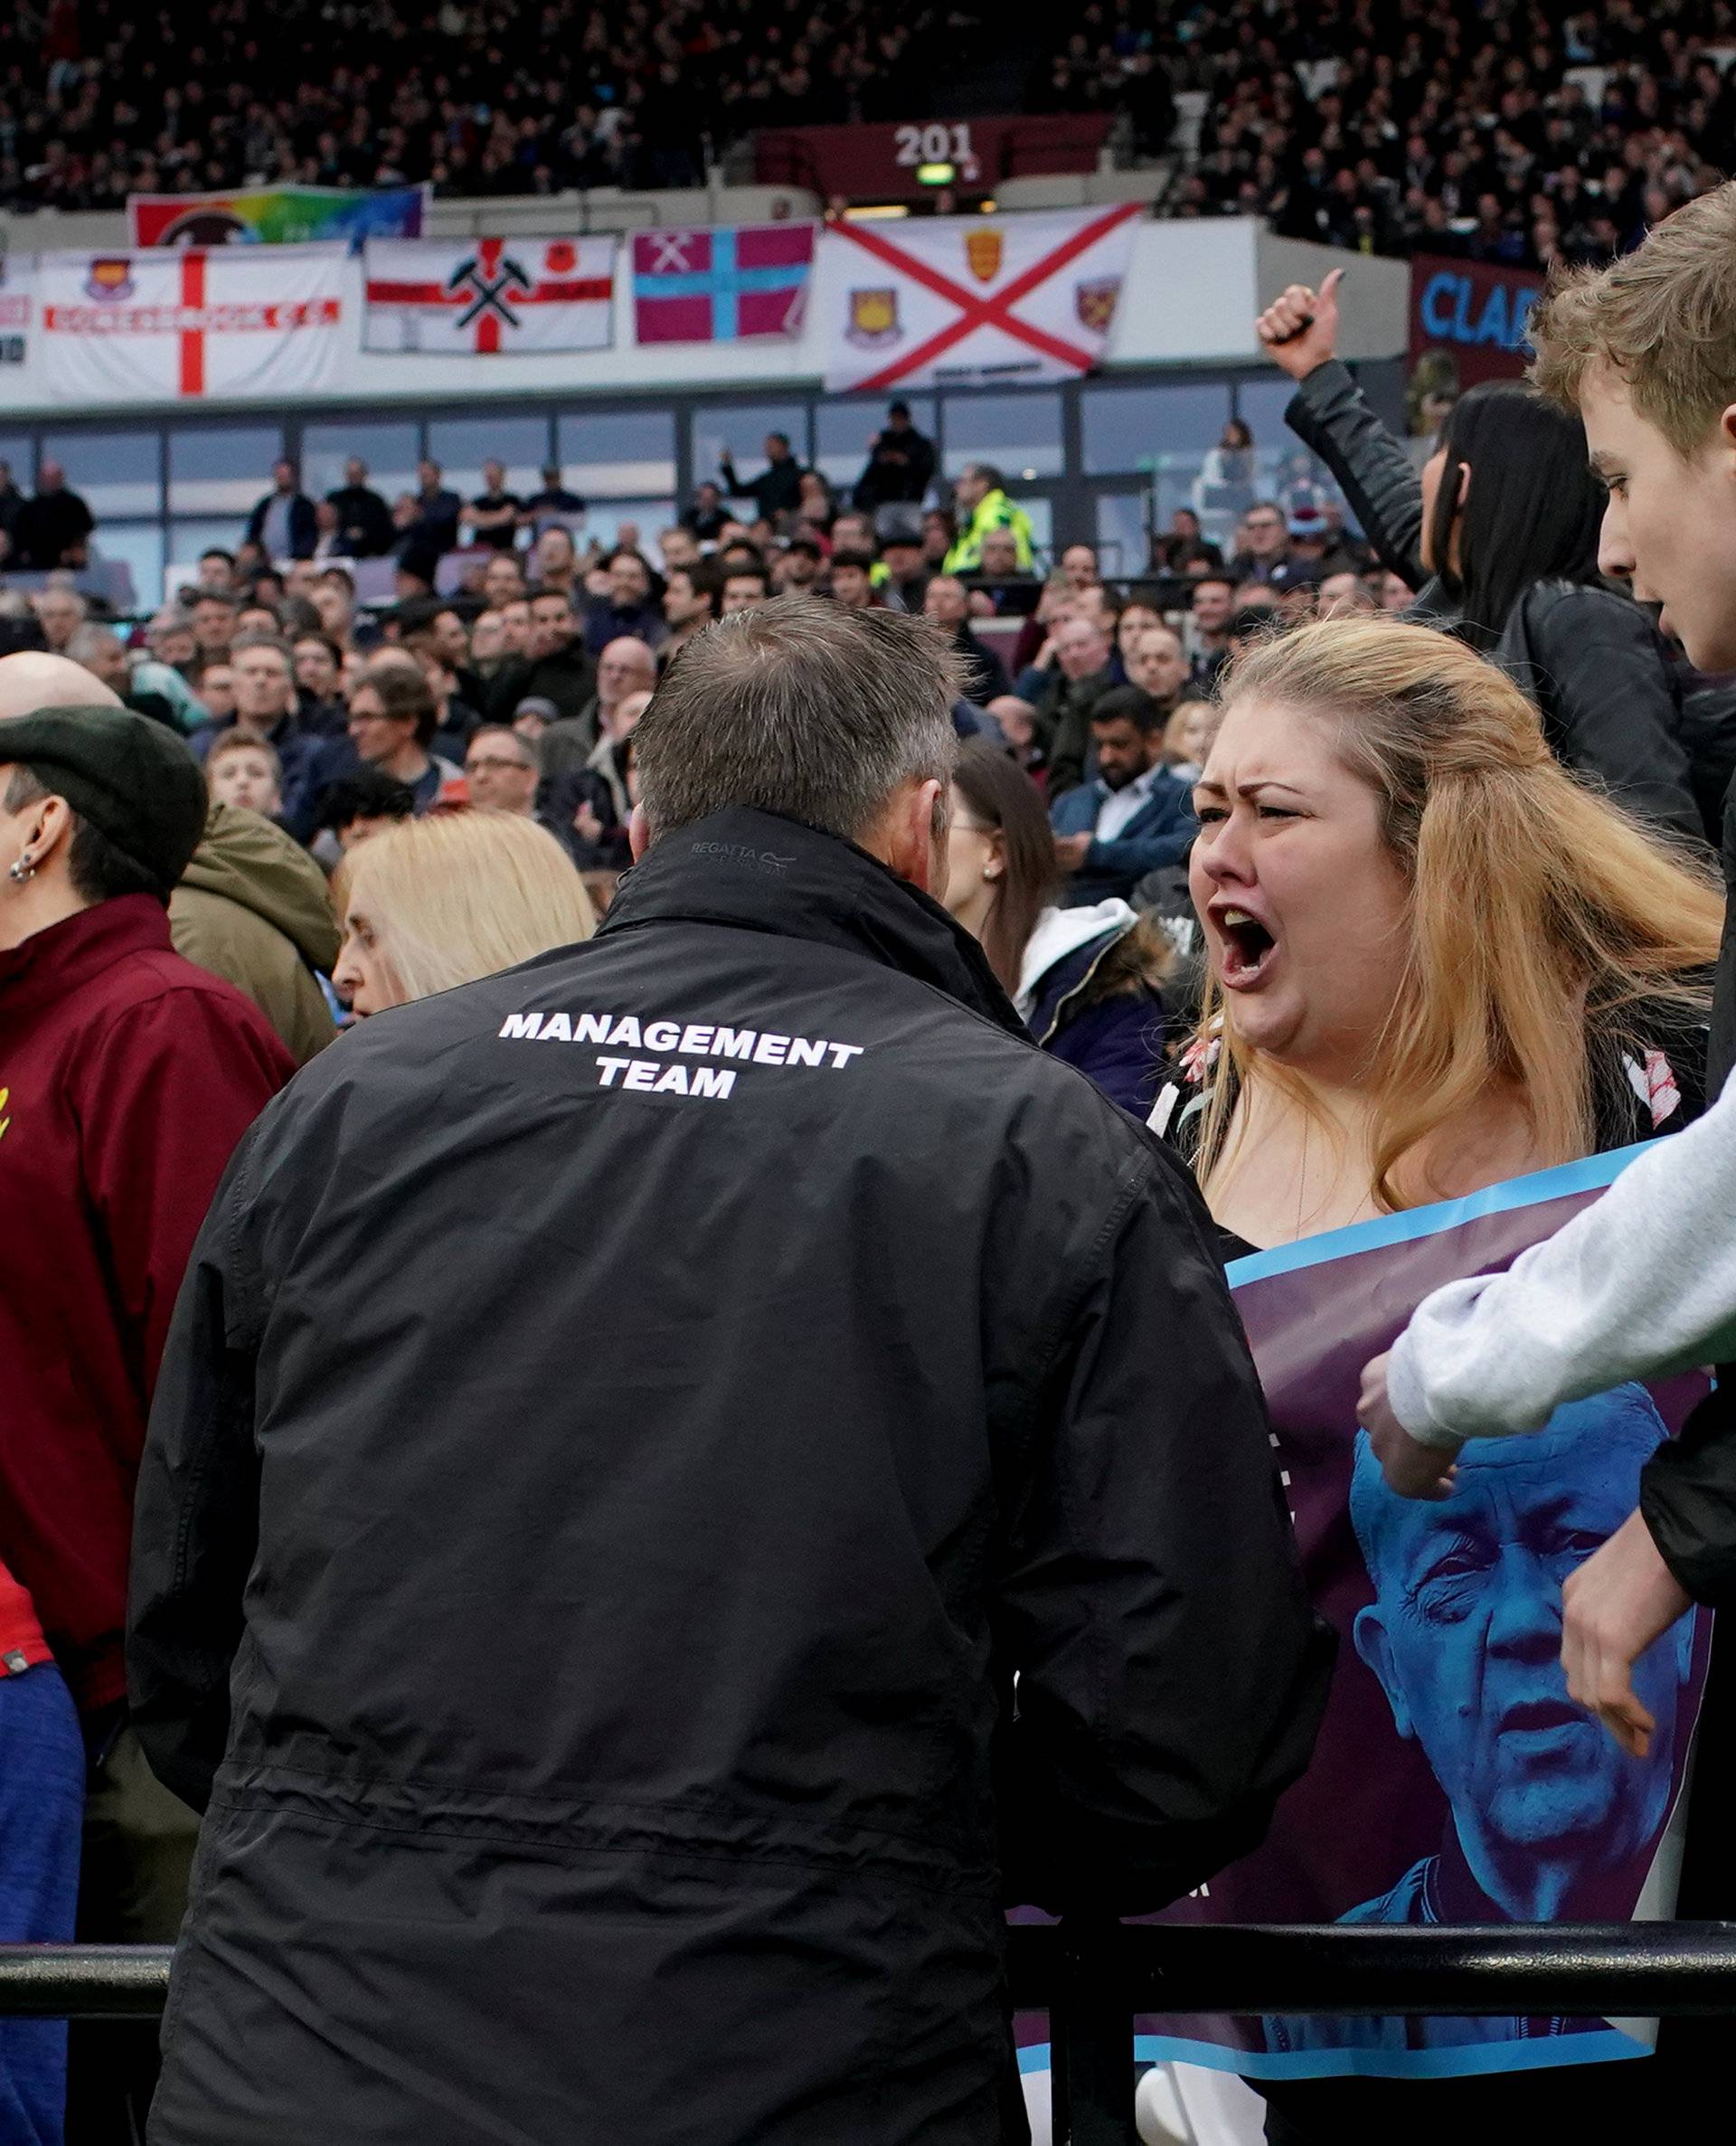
[64,622,123,665]
[633,593,963,844]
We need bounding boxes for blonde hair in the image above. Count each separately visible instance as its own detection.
[1194,617,1722,1212]
[1162,698,1214,765]
[1530,181,1736,458]
[335,809,595,1005]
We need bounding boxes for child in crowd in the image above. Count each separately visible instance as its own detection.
[205,732,283,820]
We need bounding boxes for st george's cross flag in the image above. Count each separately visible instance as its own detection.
[631,223,816,343]
[36,245,345,402]
[822,203,1141,393]
[363,235,616,355]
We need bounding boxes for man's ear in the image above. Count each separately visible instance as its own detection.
[1354,1602,1415,1743]
[628,802,651,862]
[874,776,946,897]
[1718,403,1736,469]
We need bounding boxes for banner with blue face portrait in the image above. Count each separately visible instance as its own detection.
[1136,1143,1715,2082]
[1011,1143,1715,2103]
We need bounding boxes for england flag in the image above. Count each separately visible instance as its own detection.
[363,235,616,355]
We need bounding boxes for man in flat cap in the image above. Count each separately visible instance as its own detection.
[0,667,293,2139]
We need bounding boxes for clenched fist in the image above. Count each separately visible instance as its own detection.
[1256,267,1344,383]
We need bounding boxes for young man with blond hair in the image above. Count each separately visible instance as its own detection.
[1359,181,1736,1759]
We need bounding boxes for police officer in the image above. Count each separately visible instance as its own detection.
[133,594,1329,2146]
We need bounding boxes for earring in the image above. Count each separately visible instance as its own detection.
[983,865,1001,882]
[7,856,34,884]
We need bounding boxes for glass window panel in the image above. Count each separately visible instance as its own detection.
[557,411,676,499]
[88,521,164,613]
[168,425,283,515]
[812,397,936,491]
[1009,493,1053,557]
[425,413,552,497]
[40,430,161,518]
[0,435,33,490]
[581,499,675,551]
[1080,382,1230,476]
[1094,494,1150,579]
[940,391,1063,481]
[166,519,250,572]
[1231,377,1302,457]
[690,403,811,496]
[301,421,421,504]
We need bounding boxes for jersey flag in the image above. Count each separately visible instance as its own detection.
[821,202,1142,393]
[36,245,344,403]
[631,223,816,344]
[363,235,616,355]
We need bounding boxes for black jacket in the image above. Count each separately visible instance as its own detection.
[131,808,1329,2146]
[720,452,805,521]
[1287,361,1703,846]
[855,425,938,511]
[244,489,317,561]
[325,482,395,558]
[486,639,598,725]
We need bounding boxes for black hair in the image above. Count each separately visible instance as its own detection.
[3,765,165,904]
[670,558,725,610]
[357,663,438,746]
[1091,685,1165,737]
[829,550,874,574]
[312,768,418,834]
[1428,382,1605,649]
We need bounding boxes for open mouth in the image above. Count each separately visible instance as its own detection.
[1216,906,1278,988]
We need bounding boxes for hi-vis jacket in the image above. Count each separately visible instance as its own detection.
[132,808,1330,2146]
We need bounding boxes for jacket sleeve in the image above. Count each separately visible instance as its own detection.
[1641,1384,1736,1605]
[1085,789,1196,880]
[80,984,292,1409]
[993,1150,1334,1914]
[128,1133,267,1810]
[1387,1068,1736,1448]
[1524,587,1703,846]
[1284,359,1427,589]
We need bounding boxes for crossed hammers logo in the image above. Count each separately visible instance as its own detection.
[447,252,534,330]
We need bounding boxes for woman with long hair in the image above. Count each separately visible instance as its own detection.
[1256,269,1703,844]
[1163,614,1722,2146]
[1175,616,1718,1235]
[332,808,595,1017]
[943,740,1175,1113]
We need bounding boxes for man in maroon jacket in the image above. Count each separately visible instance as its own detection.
[0,686,292,2135]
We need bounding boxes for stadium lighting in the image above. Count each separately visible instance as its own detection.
[916,161,956,185]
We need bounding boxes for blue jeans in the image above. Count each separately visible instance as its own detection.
[0,1666,83,2145]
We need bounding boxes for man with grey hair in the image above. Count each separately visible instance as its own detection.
[132,593,1328,2146]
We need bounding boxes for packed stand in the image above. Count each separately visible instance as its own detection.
[1040,0,1736,262]
[4,0,971,210]
[14,184,1736,2145]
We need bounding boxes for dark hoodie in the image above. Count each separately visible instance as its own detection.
[170,804,340,1065]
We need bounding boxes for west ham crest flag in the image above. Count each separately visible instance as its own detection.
[820,203,1140,392]
[631,223,815,344]
[363,236,616,355]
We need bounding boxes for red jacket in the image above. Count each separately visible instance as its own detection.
[0,894,293,1712]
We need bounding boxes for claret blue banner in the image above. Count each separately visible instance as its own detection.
[1016,1144,1712,2102]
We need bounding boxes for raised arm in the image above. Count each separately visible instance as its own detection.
[1257,269,1429,590]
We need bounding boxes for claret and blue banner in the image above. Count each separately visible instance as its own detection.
[1016,1144,1712,2118]
[1409,252,1544,387]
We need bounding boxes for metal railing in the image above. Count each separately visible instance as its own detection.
[14,1925,1736,2141]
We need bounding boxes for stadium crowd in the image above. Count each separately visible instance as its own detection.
[1064,0,1736,260]
[3,0,970,208]
[14,86,1736,2146]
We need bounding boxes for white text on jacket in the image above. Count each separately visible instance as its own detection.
[496,1010,866,1101]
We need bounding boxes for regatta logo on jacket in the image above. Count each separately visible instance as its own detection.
[690,839,797,874]
[497,1010,865,1102]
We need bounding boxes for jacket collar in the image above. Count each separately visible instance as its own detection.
[0,893,173,1021]
[598,808,1027,1040]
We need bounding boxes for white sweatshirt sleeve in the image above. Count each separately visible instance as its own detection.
[1386,1073,1736,1449]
